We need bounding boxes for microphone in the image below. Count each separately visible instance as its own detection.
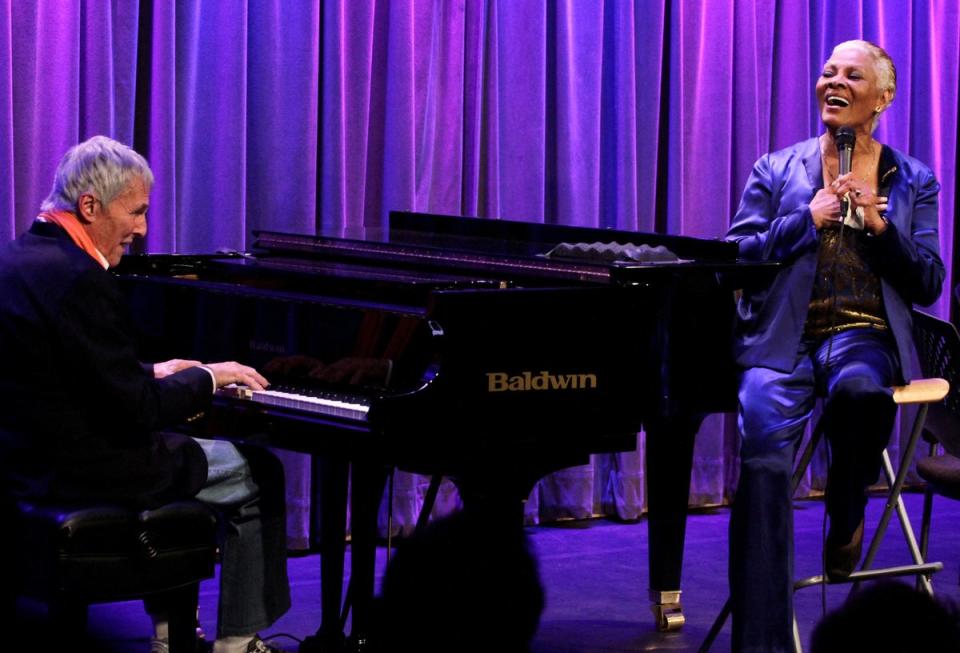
[835,127,856,217]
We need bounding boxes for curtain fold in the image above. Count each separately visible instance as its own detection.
[0,1,16,240]
[2,0,957,542]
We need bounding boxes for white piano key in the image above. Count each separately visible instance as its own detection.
[216,385,370,421]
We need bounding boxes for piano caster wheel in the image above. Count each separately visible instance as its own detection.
[650,590,685,632]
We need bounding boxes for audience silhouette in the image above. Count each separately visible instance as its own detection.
[810,580,960,652]
[368,507,545,652]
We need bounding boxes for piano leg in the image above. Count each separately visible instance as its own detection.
[300,457,349,653]
[644,413,703,632]
[298,459,387,653]
[347,461,389,649]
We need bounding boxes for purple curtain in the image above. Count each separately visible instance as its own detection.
[2,0,958,544]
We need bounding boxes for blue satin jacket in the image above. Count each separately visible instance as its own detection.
[725,137,944,382]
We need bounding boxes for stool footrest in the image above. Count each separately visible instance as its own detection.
[794,561,943,590]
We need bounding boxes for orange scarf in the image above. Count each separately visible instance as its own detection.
[37,210,107,268]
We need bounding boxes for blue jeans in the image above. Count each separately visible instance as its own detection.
[729,329,899,653]
[193,438,291,638]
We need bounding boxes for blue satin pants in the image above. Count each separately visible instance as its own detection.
[729,328,899,653]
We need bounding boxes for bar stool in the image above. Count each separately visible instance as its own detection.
[699,374,949,653]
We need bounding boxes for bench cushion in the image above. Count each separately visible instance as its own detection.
[14,499,217,602]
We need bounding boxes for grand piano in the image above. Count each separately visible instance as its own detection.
[114,211,764,650]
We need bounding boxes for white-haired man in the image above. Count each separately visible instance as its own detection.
[0,136,290,653]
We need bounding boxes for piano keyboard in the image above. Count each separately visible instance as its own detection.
[217,384,371,421]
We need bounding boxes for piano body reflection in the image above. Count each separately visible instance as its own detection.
[115,211,763,649]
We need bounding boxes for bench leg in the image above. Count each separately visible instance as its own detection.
[50,597,88,647]
[166,583,201,653]
[0,586,14,633]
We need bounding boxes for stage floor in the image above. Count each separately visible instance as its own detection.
[18,491,960,652]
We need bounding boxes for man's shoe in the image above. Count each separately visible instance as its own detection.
[244,635,286,653]
[825,518,864,580]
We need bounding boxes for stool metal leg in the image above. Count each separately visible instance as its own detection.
[416,475,444,534]
[918,442,937,561]
[858,406,931,590]
[792,613,803,653]
[791,426,824,493]
[697,597,731,653]
[876,449,934,595]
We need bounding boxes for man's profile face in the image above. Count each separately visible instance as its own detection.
[85,175,150,267]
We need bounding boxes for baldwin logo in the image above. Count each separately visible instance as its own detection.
[486,371,598,392]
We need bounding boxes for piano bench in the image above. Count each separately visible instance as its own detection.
[3,498,218,652]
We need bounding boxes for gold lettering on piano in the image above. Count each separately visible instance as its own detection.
[248,339,286,354]
[486,371,598,392]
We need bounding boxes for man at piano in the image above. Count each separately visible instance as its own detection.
[723,41,944,653]
[0,136,291,653]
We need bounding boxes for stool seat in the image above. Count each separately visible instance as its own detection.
[893,378,951,404]
[15,499,218,602]
[5,497,218,652]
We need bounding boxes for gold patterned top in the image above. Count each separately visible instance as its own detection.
[803,225,888,342]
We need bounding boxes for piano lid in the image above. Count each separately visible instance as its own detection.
[252,211,738,286]
[391,211,737,261]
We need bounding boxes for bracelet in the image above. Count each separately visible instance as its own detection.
[868,214,889,237]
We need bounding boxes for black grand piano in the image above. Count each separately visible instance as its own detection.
[115,211,763,650]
